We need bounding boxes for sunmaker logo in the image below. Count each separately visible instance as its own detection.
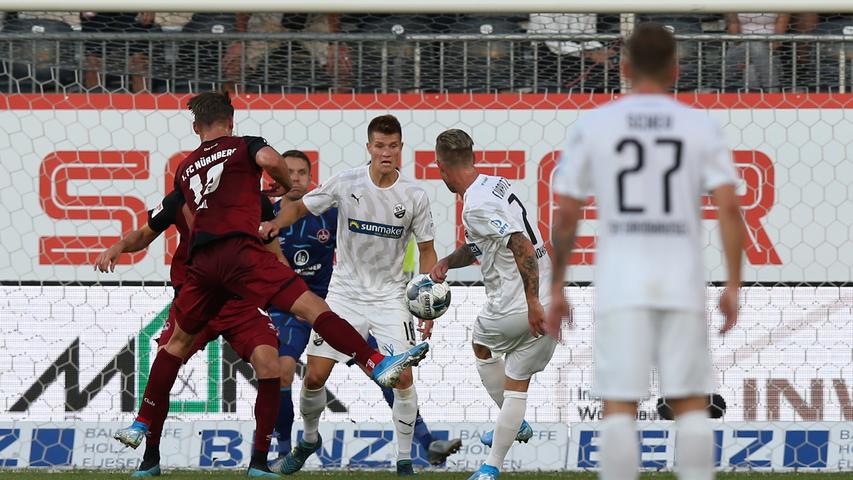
[347,219,404,239]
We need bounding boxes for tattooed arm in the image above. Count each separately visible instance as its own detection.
[507,232,546,336]
[430,243,477,283]
[507,232,540,303]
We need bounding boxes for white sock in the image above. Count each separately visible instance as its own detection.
[484,391,527,470]
[476,356,506,407]
[600,413,639,480]
[392,385,418,461]
[299,387,326,443]
[676,411,714,480]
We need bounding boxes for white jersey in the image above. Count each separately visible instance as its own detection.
[553,94,739,313]
[302,165,435,304]
[463,174,552,320]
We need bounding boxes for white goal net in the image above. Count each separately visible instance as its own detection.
[0,8,851,473]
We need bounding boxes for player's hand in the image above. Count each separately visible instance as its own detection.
[258,221,279,241]
[429,259,449,283]
[718,285,739,335]
[545,292,571,341]
[94,246,121,273]
[527,299,547,338]
[417,318,434,340]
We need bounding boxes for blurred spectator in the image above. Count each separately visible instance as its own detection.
[223,13,350,92]
[528,13,618,92]
[0,11,80,29]
[724,13,790,90]
[154,12,194,30]
[80,12,157,92]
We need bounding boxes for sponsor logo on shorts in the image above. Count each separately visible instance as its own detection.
[294,249,310,266]
[393,203,406,219]
[312,333,325,346]
[348,218,405,239]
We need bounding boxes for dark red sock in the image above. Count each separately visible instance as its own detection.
[145,398,169,446]
[254,378,281,453]
[136,349,182,426]
[313,311,384,371]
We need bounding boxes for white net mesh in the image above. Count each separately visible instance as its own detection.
[0,8,851,473]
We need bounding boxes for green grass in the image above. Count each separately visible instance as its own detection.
[0,472,852,479]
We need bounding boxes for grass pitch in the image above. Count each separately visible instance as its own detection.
[1,472,852,479]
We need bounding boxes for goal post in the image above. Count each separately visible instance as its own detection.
[0,4,852,474]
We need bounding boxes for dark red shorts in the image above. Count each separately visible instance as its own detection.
[159,298,279,362]
[173,236,309,335]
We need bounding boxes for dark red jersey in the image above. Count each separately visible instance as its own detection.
[147,188,275,290]
[173,135,270,252]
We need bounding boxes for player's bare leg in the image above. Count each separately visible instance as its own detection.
[281,290,429,388]
[114,324,199,450]
[600,400,641,480]
[469,344,534,480]
[245,344,283,478]
[670,396,714,480]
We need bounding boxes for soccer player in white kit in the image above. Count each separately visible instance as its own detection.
[547,24,745,480]
[429,129,557,480]
[261,115,438,476]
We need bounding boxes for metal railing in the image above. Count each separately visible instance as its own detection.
[0,31,851,94]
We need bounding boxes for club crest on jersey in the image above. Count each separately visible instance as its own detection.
[393,203,406,219]
[348,218,404,239]
[294,249,310,267]
[489,218,510,235]
[317,228,331,243]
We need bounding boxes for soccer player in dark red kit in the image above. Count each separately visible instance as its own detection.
[96,187,284,478]
[113,92,430,478]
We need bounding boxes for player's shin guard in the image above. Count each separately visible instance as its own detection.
[300,387,327,444]
[312,311,383,370]
[254,378,280,455]
[476,357,506,407]
[137,349,183,427]
[392,386,418,461]
[600,413,640,480]
[484,391,527,469]
[276,387,294,455]
[675,411,714,480]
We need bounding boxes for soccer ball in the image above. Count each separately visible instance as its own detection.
[405,274,452,320]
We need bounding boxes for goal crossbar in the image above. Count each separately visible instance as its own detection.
[5,0,853,13]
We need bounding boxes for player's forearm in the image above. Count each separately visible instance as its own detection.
[508,233,540,303]
[272,198,308,230]
[549,201,581,291]
[718,204,745,287]
[418,248,438,274]
[443,244,476,269]
[118,226,159,253]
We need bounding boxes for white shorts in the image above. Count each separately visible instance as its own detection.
[472,312,557,381]
[592,308,714,401]
[306,293,416,363]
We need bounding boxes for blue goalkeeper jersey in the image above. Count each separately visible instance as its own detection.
[273,201,337,298]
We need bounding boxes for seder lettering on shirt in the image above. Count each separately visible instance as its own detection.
[462,174,552,321]
[301,165,435,304]
[553,94,739,313]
